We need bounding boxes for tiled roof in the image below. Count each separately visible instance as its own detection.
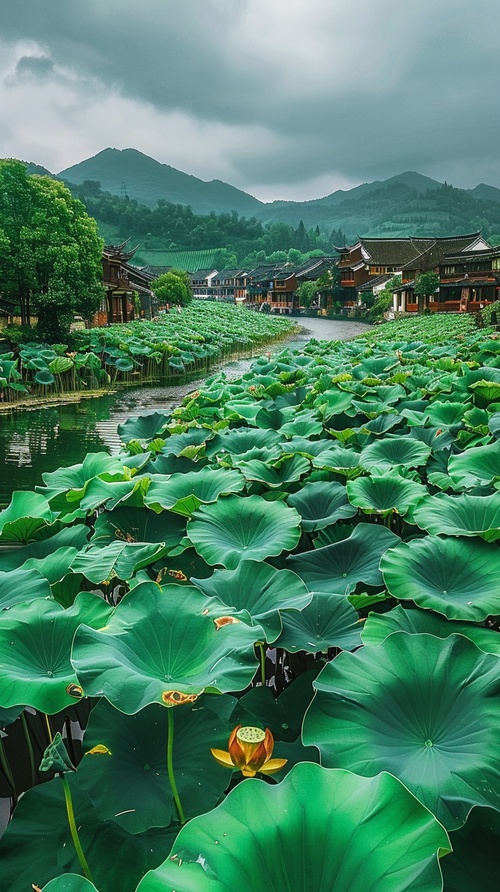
[400,234,483,271]
[359,237,435,266]
[357,274,394,292]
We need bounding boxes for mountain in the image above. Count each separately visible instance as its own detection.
[468,183,500,203]
[58,148,264,217]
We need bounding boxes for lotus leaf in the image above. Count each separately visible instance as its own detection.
[71,582,261,713]
[304,631,500,828]
[274,591,362,652]
[70,540,168,583]
[42,876,100,892]
[311,444,364,476]
[91,506,186,549]
[35,369,55,386]
[236,454,310,489]
[187,495,301,569]
[145,467,244,516]
[191,560,312,642]
[118,412,169,443]
[288,522,400,594]
[0,593,111,713]
[448,438,500,485]
[347,472,426,516]
[136,763,449,892]
[0,526,89,573]
[40,453,126,501]
[413,491,500,540]
[0,566,52,609]
[381,534,500,620]
[48,356,74,375]
[362,604,500,655]
[205,427,282,458]
[0,772,176,892]
[287,480,357,530]
[79,697,234,832]
[0,490,58,544]
[360,436,431,470]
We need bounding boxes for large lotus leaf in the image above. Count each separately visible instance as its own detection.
[288,523,400,594]
[77,476,151,513]
[381,535,500,621]
[0,565,52,609]
[235,454,310,489]
[71,582,260,713]
[145,467,245,516]
[346,472,426,517]
[70,541,168,583]
[413,491,500,541]
[42,876,99,892]
[48,356,74,375]
[423,401,466,427]
[304,631,500,829]
[360,437,431,470]
[274,591,362,653]
[311,444,364,477]
[136,763,449,892]
[362,604,500,655]
[441,806,500,891]
[206,427,282,458]
[40,452,126,500]
[447,438,500,485]
[91,506,186,549]
[280,411,324,438]
[35,369,55,385]
[187,495,301,569]
[314,388,355,416]
[0,490,59,544]
[160,428,212,456]
[191,560,312,642]
[118,412,169,443]
[281,436,333,457]
[253,404,295,430]
[287,480,357,530]
[0,593,111,713]
[0,773,176,892]
[115,357,135,372]
[470,379,500,403]
[230,671,318,743]
[0,526,89,574]
[79,697,233,833]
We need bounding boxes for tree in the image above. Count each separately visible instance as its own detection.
[151,269,193,307]
[413,271,439,313]
[296,280,319,309]
[0,160,105,341]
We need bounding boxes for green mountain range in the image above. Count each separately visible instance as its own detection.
[22,147,500,245]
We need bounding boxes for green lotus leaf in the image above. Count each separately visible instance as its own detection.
[71,582,260,713]
[42,876,100,892]
[40,452,126,501]
[311,444,364,477]
[118,412,169,443]
[470,379,500,403]
[160,428,212,456]
[205,427,282,458]
[381,535,500,621]
[0,526,89,574]
[314,388,355,416]
[187,495,301,569]
[115,357,135,372]
[91,506,186,549]
[282,436,333,457]
[0,490,59,544]
[48,356,74,375]
[145,467,245,516]
[70,541,168,583]
[136,763,449,892]
[0,566,52,609]
[191,560,312,643]
[274,591,362,653]
[441,806,500,891]
[346,472,427,516]
[287,481,357,530]
[40,731,76,774]
[35,369,55,386]
[76,476,150,513]
[235,454,310,489]
[360,437,431,470]
[423,401,466,427]
[447,438,500,485]
[413,491,500,541]
[253,404,295,430]
[230,671,318,743]
[79,697,233,832]
[362,604,500,655]
[0,772,176,892]
[288,523,400,594]
[304,631,500,829]
[0,593,112,713]
[280,411,324,438]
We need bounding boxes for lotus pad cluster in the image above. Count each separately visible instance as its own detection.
[1,313,500,891]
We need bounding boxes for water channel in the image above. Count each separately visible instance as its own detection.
[0,318,370,506]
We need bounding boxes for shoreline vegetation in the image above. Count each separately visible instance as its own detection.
[0,303,297,409]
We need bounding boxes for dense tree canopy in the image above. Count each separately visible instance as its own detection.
[151,269,193,307]
[0,160,104,341]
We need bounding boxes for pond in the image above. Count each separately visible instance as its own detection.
[0,318,370,506]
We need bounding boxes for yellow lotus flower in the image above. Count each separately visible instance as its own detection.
[211,725,287,777]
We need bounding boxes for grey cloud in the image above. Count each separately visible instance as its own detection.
[13,55,55,81]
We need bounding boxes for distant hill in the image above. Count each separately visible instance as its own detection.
[58,148,264,217]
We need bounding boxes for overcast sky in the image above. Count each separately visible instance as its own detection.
[0,0,498,202]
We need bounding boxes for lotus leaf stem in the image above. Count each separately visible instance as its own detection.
[60,773,94,883]
[167,707,186,825]
[0,737,17,807]
[20,712,36,788]
[258,642,267,687]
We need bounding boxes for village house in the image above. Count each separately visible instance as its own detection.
[98,241,155,324]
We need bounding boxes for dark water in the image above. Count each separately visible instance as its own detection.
[0,319,370,506]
